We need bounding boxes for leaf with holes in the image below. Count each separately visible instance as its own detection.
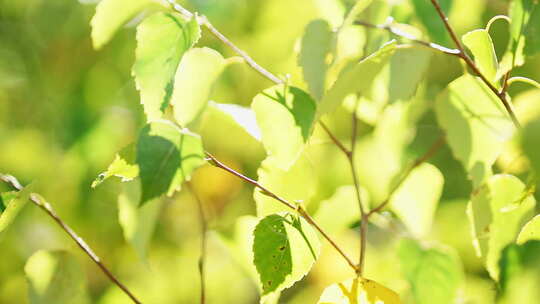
[253,213,320,302]
[136,120,205,205]
[318,277,400,304]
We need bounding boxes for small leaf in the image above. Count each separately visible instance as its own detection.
[435,74,514,187]
[136,120,205,205]
[208,101,262,141]
[319,41,396,116]
[398,239,464,304]
[171,47,228,126]
[467,174,535,280]
[253,213,320,301]
[517,215,540,244]
[0,184,32,241]
[91,144,138,188]
[90,0,157,50]
[462,29,498,84]
[298,19,333,101]
[252,85,317,170]
[25,250,90,304]
[390,163,444,238]
[118,180,163,261]
[133,12,201,121]
[498,241,540,303]
[318,277,400,304]
[0,191,17,213]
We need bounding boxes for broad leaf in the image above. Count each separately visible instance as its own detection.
[90,0,157,50]
[319,41,396,116]
[136,120,205,205]
[118,180,163,260]
[254,154,316,217]
[498,241,540,303]
[390,163,444,238]
[0,184,32,241]
[298,19,333,101]
[133,13,201,121]
[318,277,400,304]
[208,101,262,141]
[467,174,535,280]
[252,85,316,170]
[399,239,463,304]
[462,29,498,84]
[25,250,90,304]
[389,46,432,102]
[253,213,320,302]
[435,74,514,187]
[92,144,138,188]
[171,47,228,126]
[517,215,540,244]
[411,0,453,44]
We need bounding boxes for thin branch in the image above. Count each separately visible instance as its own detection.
[367,136,446,216]
[429,0,521,128]
[165,0,283,85]
[354,20,461,56]
[319,121,351,157]
[0,174,142,304]
[186,182,207,304]
[204,152,358,272]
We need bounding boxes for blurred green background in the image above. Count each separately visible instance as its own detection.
[1,0,539,303]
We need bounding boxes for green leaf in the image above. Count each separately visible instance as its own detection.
[254,154,316,217]
[208,101,262,141]
[318,277,400,304]
[399,239,464,304]
[462,29,498,84]
[25,250,90,304]
[133,12,201,121]
[171,47,228,126]
[390,163,444,238]
[517,215,540,244]
[253,213,320,301]
[498,241,540,303]
[411,0,453,44]
[319,41,396,116]
[91,144,138,188]
[523,5,540,56]
[435,74,514,187]
[118,180,163,261]
[90,0,157,50]
[467,174,535,280]
[298,19,333,101]
[389,46,432,102]
[136,120,205,205]
[521,117,540,174]
[0,184,32,241]
[252,85,316,170]
[0,191,17,213]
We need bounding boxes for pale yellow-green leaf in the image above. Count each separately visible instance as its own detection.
[318,277,400,304]
[208,101,262,141]
[91,144,138,188]
[517,215,540,244]
[0,184,32,241]
[390,163,444,237]
[462,29,498,84]
[172,47,228,126]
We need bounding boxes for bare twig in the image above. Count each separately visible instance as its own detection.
[429,0,521,128]
[186,182,207,304]
[0,174,142,304]
[319,121,351,157]
[204,152,358,272]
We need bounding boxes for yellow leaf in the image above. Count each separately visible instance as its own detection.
[318,277,400,304]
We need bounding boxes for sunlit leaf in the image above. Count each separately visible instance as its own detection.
[399,239,463,304]
[171,47,228,126]
[208,101,262,141]
[298,19,333,101]
[253,213,320,302]
[467,174,535,280]
[390,163,444,238]
[498,241,540,303]
[319,41,396,116]
[435,74,514,187]
[462,29,498,84]
[411,0,453,44]
[136,120,205,205]
[90,0,157,50]
[318,277,400,304]
[389,46,432,102]
[0,184,32,241]
[25,250,89,304]
[118,180,163,261]
[0,191,17,213]
[517,215,540,244]
[133,12,201,121]
[252,85,317,170]
[254,154,316,217]
[91,144,138,188]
